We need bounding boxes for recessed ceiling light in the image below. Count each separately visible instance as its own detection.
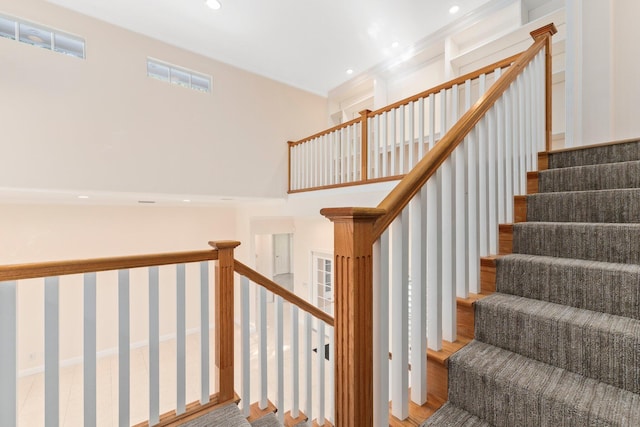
[78,195,89,199]
[346,68,354,75]
[206,0,221,10]
[449,5,460,14]
[183,199,191,203]
[391,41,399,48]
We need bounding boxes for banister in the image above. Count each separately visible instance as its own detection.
[367,51,523,118]
[234,260,335,327]
[289,116,362,147]
[0,249,220,282]
[371,23,557,239]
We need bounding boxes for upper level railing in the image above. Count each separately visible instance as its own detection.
[288,52,523,193]
[0,241,334,426]
[321,23,556,426]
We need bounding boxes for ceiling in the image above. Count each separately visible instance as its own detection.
[45,0,501,96]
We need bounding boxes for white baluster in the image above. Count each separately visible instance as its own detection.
[149,267,160,425]
[418,98,425,160]
[45,276,59,427]
[399,105,405,174]
[0,281,17,427]
[84,273,97,427]
[305,312,313,423]
[505,86,515,223]
[317,321,326,425]
[410,192,427,404]
[408,101,415,170]
[258,286,268,409]
[373,231,390,427]
[354,123,359,181]
[373,115,380,179]
[494,68,506,225]
[118,270,130,427]
[391,214,408,419]
[291,306,300,419]
[487,105,498,255]
[275,296,284,423]
[200,262,210,405]
[346,126,352,183]
[390,108,396,176]
[327,326,335,424]
[381,112,388,178]
[427,91,441,350]
[477,75,489,257]
[518,77,526,194]
[465,79,479,294]
[241,277,251,416]
[177,264,186,414]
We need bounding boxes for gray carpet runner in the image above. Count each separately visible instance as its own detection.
[425,139,640,426]
[178,402,283,427]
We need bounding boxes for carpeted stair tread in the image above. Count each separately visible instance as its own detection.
[495,254,640,319]
[548,140,640,168]
[447,340,640,426]
[250,413,282,427]
[512,222,640,264]
[422,402,491,426]
[475,293,640,393]
[179,402,251,426]
[525,188,640,223]
[539,160,640,192]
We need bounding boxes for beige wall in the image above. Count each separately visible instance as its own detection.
[1,203,237,373]
[0,0,327,199]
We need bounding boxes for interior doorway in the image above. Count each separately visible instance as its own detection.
[254,233,294,292]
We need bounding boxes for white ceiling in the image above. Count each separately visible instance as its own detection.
[46,0,499,95]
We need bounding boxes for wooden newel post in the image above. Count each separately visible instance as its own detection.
[320,207,386,427]
[530,23,557,152]
[209,240,241,402]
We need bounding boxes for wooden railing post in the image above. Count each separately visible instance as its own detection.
[360,110,371,181]
[209,240,241,402]
[530,24,557,152]
[287,140,295,192]
[320,207,385,427]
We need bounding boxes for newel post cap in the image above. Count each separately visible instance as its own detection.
[530,23,557,40]
[208,240,241,250]
[320,207,386,222]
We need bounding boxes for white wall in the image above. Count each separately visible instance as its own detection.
[611,0,640,141]
[567,0,640,145]
[0,0,327,200]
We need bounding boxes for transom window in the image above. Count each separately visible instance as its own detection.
[147,58,212,93]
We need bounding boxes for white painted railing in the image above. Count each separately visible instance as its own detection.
[0,247,334,427]
[235,263,335,426]
[372,44,548,424]
[288,54,521,193]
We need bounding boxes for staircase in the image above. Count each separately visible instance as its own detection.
[178,402,308,427]
[425,139,640,426]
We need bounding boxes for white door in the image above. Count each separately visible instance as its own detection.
[273,234,291,275]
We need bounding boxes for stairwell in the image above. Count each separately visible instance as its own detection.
[425,139,640,426]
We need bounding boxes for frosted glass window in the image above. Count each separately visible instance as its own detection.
[0,14,85,59]
[19,23,52,50]
[147,58,211,93]
[0,16,15,40]
[54,33,84,58]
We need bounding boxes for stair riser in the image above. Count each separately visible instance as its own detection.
[539,160,640,192]
[512,223,640,264]
[496,255,640,320]
[548,140,640,168]
[525,190,640,223]
[475,295,640,393]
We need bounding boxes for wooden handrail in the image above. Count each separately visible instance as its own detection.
[289,116,362,147]
[372,23,557,239]
[0,249,220,282]
[367,52,522,118]
[234,260,335,327]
